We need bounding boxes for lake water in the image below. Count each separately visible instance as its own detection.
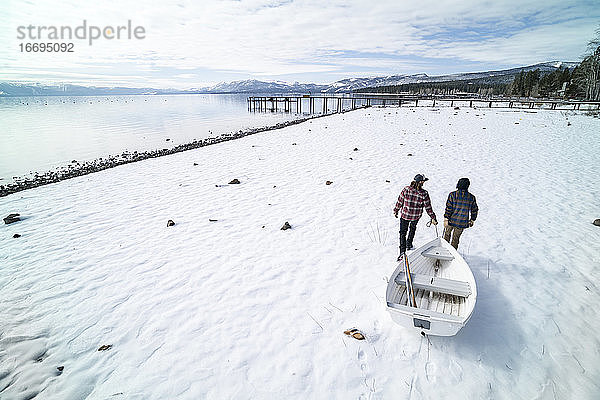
[0,94,308,181]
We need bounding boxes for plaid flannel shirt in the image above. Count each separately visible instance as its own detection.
[393,186,437,221]
[444,190,478,228]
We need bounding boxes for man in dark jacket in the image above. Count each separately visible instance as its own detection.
[394,174,438,260]
[443,178,478,249]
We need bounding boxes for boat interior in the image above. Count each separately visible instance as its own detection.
[387,242,471,318]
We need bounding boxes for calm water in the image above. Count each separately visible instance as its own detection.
[0,94,307,181]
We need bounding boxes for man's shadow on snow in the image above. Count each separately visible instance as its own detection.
[432,254,526,373]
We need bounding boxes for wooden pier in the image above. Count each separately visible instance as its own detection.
[248,95,600,114]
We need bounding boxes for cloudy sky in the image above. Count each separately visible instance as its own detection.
[2,0,599,88]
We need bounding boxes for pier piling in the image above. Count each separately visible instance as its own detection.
[247,95,600,115]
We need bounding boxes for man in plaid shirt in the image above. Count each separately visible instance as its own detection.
[394,174,438,260]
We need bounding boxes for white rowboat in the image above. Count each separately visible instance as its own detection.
[386,237,477,336]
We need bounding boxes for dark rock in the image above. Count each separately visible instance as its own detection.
[386,180,390,183]
[454,107,460,110]
[349,157,353,160]
[166,138,171,141]
[407,153,413,156]
[326,181,333,185]
[13,234,21,238]
[229,179,241,184]
[193,163,198,166]
[4,213,20,224]
[353,148,358,151]
[292,143,297,145]
[281,222,292,231]
[167,220,175,227]
[57,366,64,372]
[209,219,218,222]
[98,344,112,351]
[567,122,571,126]
[593,219,600,226]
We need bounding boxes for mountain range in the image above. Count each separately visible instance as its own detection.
[0,61,578,96]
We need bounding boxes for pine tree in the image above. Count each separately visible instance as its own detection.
[512,70,525,96]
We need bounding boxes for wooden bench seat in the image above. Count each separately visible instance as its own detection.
[394,272,471,297]
[387,302,464,322]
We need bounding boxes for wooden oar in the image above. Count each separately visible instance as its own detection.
[404,253,417,307]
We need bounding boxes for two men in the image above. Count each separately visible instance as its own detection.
[394,175,478,259]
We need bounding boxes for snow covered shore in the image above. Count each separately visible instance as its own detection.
[1,106,599,399]
[0,116,318,198]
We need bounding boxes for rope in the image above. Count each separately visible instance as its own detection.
[426,219,439,238]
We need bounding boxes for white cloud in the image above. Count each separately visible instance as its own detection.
[431,18,598,64]
[1,0,598,87]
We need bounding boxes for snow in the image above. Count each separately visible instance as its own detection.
[1,106,599,399]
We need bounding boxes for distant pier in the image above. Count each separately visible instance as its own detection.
[248,95,600,114]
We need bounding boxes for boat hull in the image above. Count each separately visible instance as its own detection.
[386,237,477,336]
[387,302,468,336]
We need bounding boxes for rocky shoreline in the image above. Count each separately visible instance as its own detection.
[0,108,365,198]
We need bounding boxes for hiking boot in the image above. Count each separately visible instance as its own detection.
[407,244,414,251]
[397,254,403,262]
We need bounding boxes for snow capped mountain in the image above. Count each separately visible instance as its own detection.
[427,61,580,85]
[0,82,184,97]
[198,73,434,94]
[324,61,580,92]
[200,62,578,93]
[547,61,579,69]
[0,61,579,96]
[321,73,430,93]
[202,79,327,94]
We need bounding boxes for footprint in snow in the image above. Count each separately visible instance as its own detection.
[357,348,375,396]
[449,359,464,383]
[425,361,437,383]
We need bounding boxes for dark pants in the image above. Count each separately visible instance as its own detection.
[399,218,418,254]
